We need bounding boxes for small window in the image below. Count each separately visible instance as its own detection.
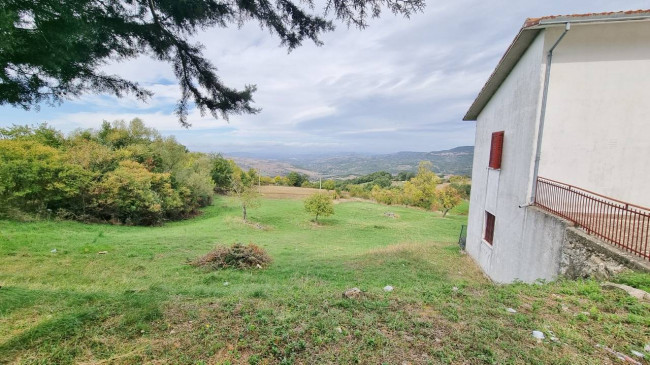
[484,211,495,245]
[489,131,504,169]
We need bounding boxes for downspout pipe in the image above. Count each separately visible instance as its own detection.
[530,22,571,205]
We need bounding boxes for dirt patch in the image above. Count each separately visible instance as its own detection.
[259,185,329,199]
[243,220,270,230]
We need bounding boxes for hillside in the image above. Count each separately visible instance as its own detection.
[2,196,648,364]
[228,146,474,178]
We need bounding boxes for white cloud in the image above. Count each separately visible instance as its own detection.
[2,0,649,154]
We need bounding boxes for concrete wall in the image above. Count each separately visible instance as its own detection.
[466,33,550,283]
[560,227,650,280]
[467,20,650,283]
[539,21,650,208]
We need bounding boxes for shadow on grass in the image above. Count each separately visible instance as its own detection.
[0,287,166,363]
[345,242,483,289]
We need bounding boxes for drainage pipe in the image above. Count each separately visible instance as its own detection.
[530,22,571,204]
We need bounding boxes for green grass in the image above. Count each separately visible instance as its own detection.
[1,197,649,364]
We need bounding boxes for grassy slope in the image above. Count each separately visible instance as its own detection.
[0,197,648,364]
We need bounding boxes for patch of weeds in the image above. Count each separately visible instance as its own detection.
[613,272,650,292]
[441,305,459,322]
[467,343,496,363]
[249,289,267,299]
[202,274,221,284]
[575,312,590,322]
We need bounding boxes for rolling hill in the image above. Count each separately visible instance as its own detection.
[228,146,474,178]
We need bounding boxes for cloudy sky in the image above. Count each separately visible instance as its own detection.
[1,0,647,155]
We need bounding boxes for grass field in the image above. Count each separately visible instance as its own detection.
[0,193,649,364]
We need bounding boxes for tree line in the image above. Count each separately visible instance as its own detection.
[0,120,218,225]
[341,162,470,217]
[0,120,470,224]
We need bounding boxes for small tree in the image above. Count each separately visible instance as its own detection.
[230,168,260,221]
[436,185,462,218]
[304,193,334,222]
[401,161,440,209]
[287,171,307,187]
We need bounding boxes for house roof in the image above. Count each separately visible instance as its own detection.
[463,10,650,121]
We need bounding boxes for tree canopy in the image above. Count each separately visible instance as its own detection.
[0,120,215,225]
[1,0,424,126]
[304,192,334,222]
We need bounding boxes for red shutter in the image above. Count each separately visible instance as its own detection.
[484,212,495,245]
[489,131,504,169]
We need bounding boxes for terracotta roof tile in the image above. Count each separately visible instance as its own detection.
[524,9,650,28]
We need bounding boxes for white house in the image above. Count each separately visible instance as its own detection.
[463,10,650,283]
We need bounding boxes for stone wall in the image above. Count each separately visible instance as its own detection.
[559,226,650,280]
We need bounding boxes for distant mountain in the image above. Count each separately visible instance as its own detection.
[227,146,474,178]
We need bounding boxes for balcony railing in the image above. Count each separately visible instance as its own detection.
[535,177,650,261]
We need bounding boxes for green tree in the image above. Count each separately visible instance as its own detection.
[230,167,260,221]
[322,179,336,190]
[401,161,440,209]
[436,185,462,218]
[210,154,235,193]
[0,123,65,148]
[0,140,89,214]
[449,175,471,199]
[1,0,423,125]
[174,153,215,207]
[286,171,307,187]
[93,160,181,225]
[0,120,217,224]
[304,192,334,222]
[397,171,416,181]
[371,176,392,188]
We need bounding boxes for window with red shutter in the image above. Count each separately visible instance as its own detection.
[489,131,504,169]
[484,211,495,245]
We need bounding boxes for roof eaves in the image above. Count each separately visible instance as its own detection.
[462,27,541,121]
[463,9,650,122]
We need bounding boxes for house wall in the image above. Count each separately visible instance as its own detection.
[539,21,650,208]
[466,33,558,283]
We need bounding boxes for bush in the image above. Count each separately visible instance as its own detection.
[1,120,215,225]
[347,184,370,199]
[192,243,272,270]
[92,160,178,225]
[0,140,91,215]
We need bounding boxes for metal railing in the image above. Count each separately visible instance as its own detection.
[535,177,650,261]
[458,225,467,250]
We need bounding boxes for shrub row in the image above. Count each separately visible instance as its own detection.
[0,120,214,225]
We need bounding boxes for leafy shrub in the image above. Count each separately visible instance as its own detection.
[0,140,91,215]
[192,243,272,270]
[371,185,400,205]
[92,161,175,225]
[347,184,370,199]
[0,120,215,225]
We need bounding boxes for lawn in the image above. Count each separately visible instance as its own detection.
[0,195,648,364]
